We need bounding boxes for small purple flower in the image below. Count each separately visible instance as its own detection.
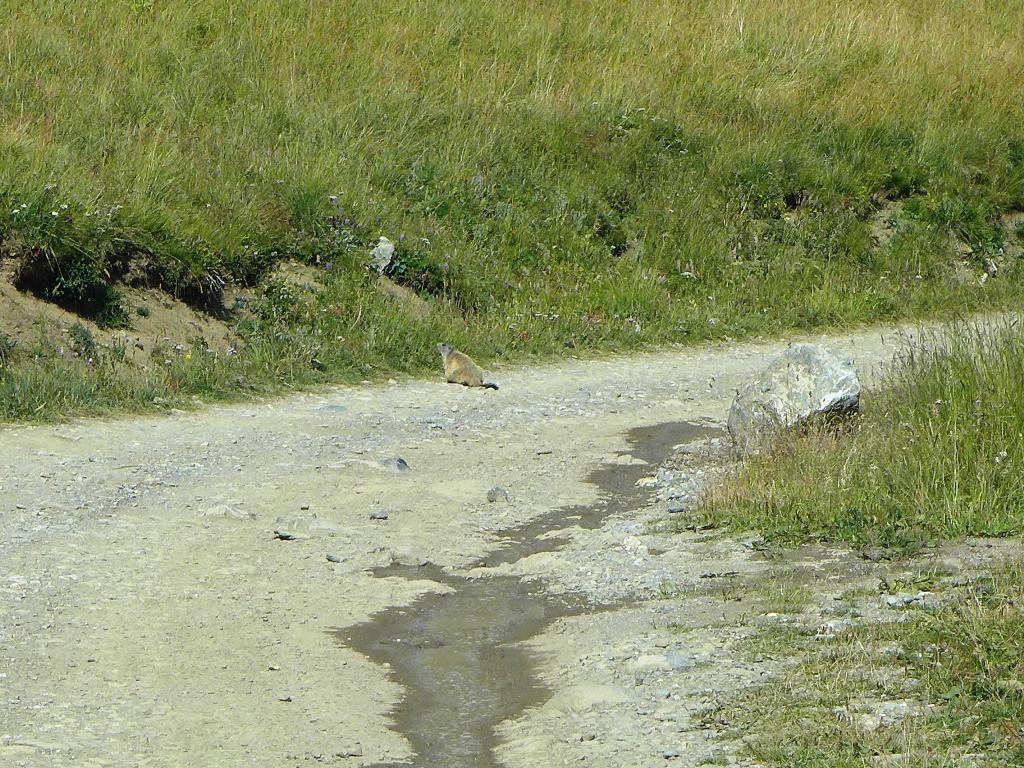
[399,233,406,241]
[324,262,333,270]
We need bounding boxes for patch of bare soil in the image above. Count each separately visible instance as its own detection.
[0,264,237,364]
[869,199,903,250]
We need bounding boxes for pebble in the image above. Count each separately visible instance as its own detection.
[326,553,345,563]
[334,744,363,758]
[666,502,687,514]
[273,530,298,541]
[369,510,389,521]
[663,748,681,759]
[487,486,511,503]
[379,457,410,472]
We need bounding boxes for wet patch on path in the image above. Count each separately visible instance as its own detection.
[337,421,721,768]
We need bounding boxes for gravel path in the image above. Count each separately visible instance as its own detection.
[0,322,944,767]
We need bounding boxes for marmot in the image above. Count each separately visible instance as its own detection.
[436,343,498,390]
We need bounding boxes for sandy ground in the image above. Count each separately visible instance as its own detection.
[0,321,1005,767]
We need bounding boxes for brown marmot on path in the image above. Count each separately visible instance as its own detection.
[436,343,498,390]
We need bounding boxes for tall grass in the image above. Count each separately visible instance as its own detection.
[705,320,1024,547]
[2,1,1024,419]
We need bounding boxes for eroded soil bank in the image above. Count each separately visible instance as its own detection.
[0,321,1013,767]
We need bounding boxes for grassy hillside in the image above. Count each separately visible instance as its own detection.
[2,1,1024,418]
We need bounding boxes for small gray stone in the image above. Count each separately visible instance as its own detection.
[487,486,511,503]
[326,553,345,563]
[663,748,681,759]
[334,744,363,758]
[379,457,410,471]
[273,530,298,541]
[369,510,390,521]
[656,688,672,699]
[666,501,687,514]
[738,533,765,550]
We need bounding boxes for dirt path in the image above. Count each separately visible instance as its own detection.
[0,322,984,767]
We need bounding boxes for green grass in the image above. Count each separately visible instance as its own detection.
[703,320,1024,548]
[714,563,1024,766]
[3,1,1024,420]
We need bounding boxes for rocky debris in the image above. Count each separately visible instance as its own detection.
[273,530,298,541]
[884,591,939,609]
[369,236,395,273]
[369,510,389,521]
[379,457,410,472]
[326,553,345,563]
[487,485,511,503]
[728,344,860,454]
[833,699,924,732]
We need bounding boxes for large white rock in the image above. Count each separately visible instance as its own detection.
[368,236,395,273]
[728,343,860,453]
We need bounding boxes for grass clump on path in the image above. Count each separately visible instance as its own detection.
[704,320,1024,548]
[3,0,1024,420]
[715,562,1024,766]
